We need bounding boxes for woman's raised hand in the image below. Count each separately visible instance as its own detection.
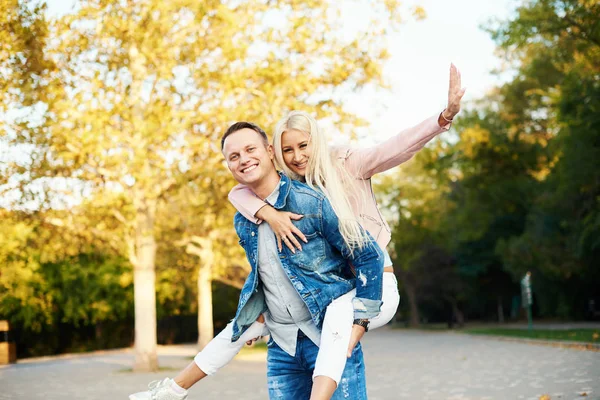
[442,63,466,121]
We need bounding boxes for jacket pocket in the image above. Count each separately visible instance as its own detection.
[289,233,325,271]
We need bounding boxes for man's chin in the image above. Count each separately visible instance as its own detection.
[235,172,260,186]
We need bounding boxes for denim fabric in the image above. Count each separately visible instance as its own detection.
[230,173,384,342]
[258,181,321,356]
[266,333,368,400]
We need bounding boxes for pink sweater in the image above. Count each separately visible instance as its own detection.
[228,112,450,250]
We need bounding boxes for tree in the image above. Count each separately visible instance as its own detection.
[375,147,455,326]
[489,0,600,318]
[0,0,54,198]
[3,0,409,371]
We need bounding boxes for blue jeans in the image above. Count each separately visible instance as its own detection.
[266,332,368,400]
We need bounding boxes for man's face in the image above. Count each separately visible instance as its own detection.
[223,128,276,186]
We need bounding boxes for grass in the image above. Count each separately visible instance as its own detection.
[463,328,600,343]
[391,323,454,331]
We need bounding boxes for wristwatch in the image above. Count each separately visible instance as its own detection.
[353,319,370,332]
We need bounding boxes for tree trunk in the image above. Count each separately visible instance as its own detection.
[132,196,158,372]
[197,262,214,350]
[497,296,505,324]
[183,236,216,351]
[404,281,420,327]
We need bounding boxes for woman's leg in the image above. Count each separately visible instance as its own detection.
[309,270,399,399]
[310,290,355,399]
[366,272,400,330]
[192,318,267,378]
[130,318,268,400]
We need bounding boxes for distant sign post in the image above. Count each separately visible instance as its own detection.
[521,272,533,332]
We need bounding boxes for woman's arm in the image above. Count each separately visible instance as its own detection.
[228,184,307,251]
[343,64,465,179]
[342,112,450,179]
[228,184,267,224]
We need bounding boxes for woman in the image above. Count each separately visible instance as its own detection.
[129,64,464,400]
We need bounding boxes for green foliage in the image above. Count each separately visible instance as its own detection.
[380,0,599,323]
[0,211,133,332]
[464,328,600,343]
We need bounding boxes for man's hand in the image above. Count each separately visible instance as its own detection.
[346,324,367,358]
[255,205,307,253]
[440,63,466,123]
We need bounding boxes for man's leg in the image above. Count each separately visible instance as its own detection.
[330,342,368,400]
[267,338,313,400]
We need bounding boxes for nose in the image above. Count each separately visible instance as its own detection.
[239,151,251,165]
[293,149,303,162]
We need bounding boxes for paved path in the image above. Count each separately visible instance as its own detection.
[1,328,599,400]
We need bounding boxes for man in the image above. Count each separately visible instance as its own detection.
[130,121,383,400]
[221,121,384,399]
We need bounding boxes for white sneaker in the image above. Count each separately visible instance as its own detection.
[129,378,188,400]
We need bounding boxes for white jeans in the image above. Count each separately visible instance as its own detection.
[194,272,400,384]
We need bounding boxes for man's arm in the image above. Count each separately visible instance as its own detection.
[319,198,384,319]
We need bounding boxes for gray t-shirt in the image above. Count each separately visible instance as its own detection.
[258,180,321,356]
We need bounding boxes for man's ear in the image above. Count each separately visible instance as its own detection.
[267,144,275,159]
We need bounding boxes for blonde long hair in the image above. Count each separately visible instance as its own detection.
[273,111,369,253]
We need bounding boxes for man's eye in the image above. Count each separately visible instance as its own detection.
[230,155,239,161]
[248,147,255,152]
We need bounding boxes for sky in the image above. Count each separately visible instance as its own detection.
[45,0,518,142]
[344,0,518,143]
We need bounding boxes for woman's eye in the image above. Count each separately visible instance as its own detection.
[283,148,292,153]
[300,144,307,149]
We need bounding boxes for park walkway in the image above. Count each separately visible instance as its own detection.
[1,327,598,400]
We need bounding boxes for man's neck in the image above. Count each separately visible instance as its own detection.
[250,171,281,201]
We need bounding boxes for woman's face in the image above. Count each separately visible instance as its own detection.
[281,129,313,177]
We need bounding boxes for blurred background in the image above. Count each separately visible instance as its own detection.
[1,0,598,372]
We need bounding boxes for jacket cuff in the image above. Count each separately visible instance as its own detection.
[352,297,383,320]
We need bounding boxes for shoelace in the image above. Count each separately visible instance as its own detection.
[147,378,170,400]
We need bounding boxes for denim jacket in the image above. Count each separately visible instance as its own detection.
[230,173,384,342]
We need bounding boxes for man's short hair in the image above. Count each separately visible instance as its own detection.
[221,122,269,150]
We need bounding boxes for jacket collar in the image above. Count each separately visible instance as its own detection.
[272,172,292,210]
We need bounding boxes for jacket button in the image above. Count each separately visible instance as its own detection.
[251,231,255,236]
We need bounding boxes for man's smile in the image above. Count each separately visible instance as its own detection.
[241,163,258,174]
